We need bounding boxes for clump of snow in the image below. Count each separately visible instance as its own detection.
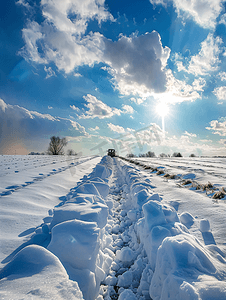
[127,209,137,221]
[49,200,108,229]
[118,289,137,300]
[117,270,133,287]
[179,211,195,227]
[143,200,167,231]
[48,220,100,272]
[116,247,135,262]
[200,219,210,232]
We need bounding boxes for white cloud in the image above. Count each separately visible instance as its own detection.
[219,139,226,145]
[213,86,226,100]
[16,0,31,9]
[20,21,47,64]
[206,120,226,136]
[89,126,100,131]
[219,13,226,25]
[175,34,222,76]
[130,97,145,105]
[192,78,206,91]
[164,70,202,102]
[70,105,80,111]
[80,94,122,119]
[150,0,224,28]
[41,0,112,35]
[44,66,56,79]
[217,71,226,81]
[20,0,113,73]
[184,131,197,137]
[104,31,171,95]
[122,104,134,114]
[19,0,219,104]
[108,123,125,134]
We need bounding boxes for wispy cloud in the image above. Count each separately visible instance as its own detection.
[44,66,56,79]
[70,105,80,112]
[89,126,99,131]
[184,131,197,137]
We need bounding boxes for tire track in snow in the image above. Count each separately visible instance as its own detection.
[99,158,153,300]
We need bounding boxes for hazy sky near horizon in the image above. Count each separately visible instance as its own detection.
[1,0,226,156]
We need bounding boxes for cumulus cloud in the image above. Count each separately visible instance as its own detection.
[192,78,206,91]
[107,123,125,134]
[80,94,122,119]
[0,98,86,154]
[80,94,136,119]
[122,105,134,114]
[213,86,226,101]
[206,120,226,136]
[150,0,224,28]
[20,0,113,73]
[175,34,222,76]
[19,0,215,103]
[104,31,171,95]
[217,71,226,81]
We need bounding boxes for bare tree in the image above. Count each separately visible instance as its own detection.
[172,152,183,157]
[67,149,77,156]
[47,136,67,155]
[146,151,155,157]
[159,153,167,158]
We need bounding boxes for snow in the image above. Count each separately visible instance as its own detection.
[1,155,226,299]
[200,219,211,232]
[0,245,83,299]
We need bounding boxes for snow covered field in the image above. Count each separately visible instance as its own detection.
[0,155,226,300]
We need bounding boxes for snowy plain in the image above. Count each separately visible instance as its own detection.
[0,155,226,300]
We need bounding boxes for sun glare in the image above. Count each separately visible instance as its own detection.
[155,101,170,138]
[156,102,169,117]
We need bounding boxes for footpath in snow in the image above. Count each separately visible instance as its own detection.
[0,156,226,300]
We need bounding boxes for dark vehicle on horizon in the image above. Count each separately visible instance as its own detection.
[107,149,116,157]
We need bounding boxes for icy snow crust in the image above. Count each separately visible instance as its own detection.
[0,156,226,299]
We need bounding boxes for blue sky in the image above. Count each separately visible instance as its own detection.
[1,0,226,156]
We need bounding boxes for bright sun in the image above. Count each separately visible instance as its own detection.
[156,102,169,117]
